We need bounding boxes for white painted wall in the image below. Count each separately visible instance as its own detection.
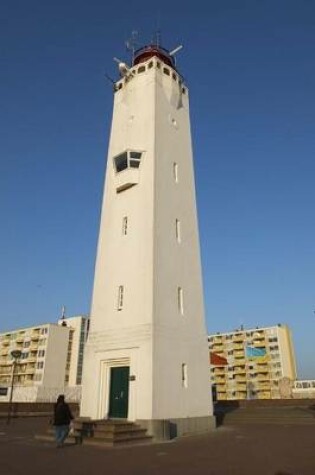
[42,325,69,388]
[81,56,212,421]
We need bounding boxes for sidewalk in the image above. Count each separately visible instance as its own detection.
[0,417,314,475]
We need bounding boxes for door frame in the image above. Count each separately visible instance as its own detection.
[99,357,130,420]
[108,366,130,418]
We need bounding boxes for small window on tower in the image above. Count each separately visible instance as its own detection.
[163,67,170,76]
[178,287,184,315]
[173,163,178,183]
[114,152,128,172]
[122,216,128,235]
[129,151,141,168]
[138,66,145,74]
[117,285,124,311]
[175,219,181,243]
[182,363,188,388]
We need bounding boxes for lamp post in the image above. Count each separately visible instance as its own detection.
[7,349,22,424]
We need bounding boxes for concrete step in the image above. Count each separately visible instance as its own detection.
[83,434,153,447]
[93,428,148,441]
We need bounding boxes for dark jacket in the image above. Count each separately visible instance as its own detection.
[53,402,73,426]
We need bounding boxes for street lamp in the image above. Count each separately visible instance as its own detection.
[7,349,22,424]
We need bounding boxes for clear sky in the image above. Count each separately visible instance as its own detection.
[1,1,314,378]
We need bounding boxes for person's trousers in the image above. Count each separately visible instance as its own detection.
[54,425,70,446]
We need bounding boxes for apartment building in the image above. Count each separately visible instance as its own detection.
[0,315,89,402]
[293,380,315,399]
[209,324,296,400]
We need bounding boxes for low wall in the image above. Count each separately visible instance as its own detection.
[0,385,81,403]
[0,402,80,418]
[215,398,315,410]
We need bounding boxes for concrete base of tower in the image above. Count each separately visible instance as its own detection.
[137,415,216,441]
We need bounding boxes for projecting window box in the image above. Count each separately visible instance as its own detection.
[113,150,143,192]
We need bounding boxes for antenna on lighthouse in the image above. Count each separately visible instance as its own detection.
[169,45,183,57]
[104,73,118,92]
[125,30,139,64]
[113,57,133,78]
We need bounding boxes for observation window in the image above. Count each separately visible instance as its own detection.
[114,150,143,173]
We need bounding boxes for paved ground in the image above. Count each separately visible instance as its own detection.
[0,416,314,475]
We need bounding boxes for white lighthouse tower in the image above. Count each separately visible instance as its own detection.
[80,40,214,437]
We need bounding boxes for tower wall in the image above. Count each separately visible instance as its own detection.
[80,55,214,433]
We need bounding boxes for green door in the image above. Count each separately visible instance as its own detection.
[108,366,130,418]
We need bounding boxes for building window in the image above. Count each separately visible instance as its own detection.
[122,216,128,235]
[138,66,145,73]
[117,285,124,311]
[163,67,170,76]
[36,361,44,370]
[182,363,188,388]
[114,150,143,173]
[175,219,181,243]
[177,287,184,315]
[173,162,178,183]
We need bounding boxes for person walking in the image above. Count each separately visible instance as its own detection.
[53,394,74,448]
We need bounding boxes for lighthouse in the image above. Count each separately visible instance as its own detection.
[80,40,214,437]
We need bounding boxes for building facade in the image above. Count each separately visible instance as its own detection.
[80,41,214,435]
[0,315,88,402]
[209,324,296,400]
[293,380,315,399]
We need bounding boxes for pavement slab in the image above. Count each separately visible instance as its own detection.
[0,417,314,475]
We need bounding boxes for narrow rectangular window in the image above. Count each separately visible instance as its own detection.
[117,285,124,311]
[122,216,128,235]
[175,219,181,243]
[173,162,178,183]
[178,287,184,315]
[182,363,188,388]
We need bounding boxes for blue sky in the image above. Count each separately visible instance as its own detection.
[1,1,314,378]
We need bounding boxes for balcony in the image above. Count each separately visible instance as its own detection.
[16,336,25,343]
[216,385,227,393]
[213,368,226,375]
[256,382,270,390]
[25,367,35,374]
[233,344,244,350]
[1,339,10,346]
[253,340,267,348]
[253,331,265,338]
[233,368,246,374]
[257,374,270,381]
[233,334,245,342]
